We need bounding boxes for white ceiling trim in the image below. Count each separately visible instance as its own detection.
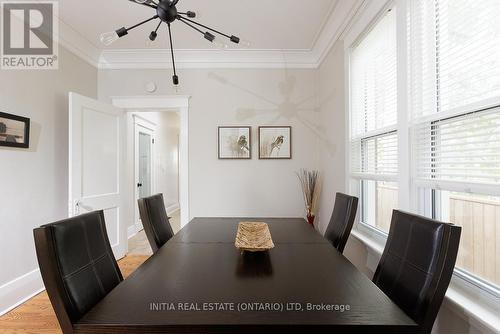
[99,49,317,69]
[57,19,101,67]
[59,0,365,70]
[312,0,367,66]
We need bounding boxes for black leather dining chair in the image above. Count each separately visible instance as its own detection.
[373,210,461,334]
[34,211,123,334]
[138,193,175,253]
[323,192,359,253]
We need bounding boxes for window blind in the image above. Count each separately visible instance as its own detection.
[350,8,397,137]
[413,107,500,190]
[351,131,398,181]
[350,8,398,182]
[409,0,500,120]
[410,0,500,193]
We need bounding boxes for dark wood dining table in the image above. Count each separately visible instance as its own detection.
[75,218,417,334]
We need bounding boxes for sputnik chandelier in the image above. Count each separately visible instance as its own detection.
[100,0,250,86]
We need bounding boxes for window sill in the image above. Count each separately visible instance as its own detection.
[350,228,500,333]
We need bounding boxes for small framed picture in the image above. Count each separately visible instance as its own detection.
[259,126,292,159]
[0,112,30,149]
[218,126,251,159]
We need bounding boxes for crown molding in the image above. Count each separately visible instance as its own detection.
[60,0,365,70]
[58,19,101,68]
[311,0,366,66]
[98,49,317,69]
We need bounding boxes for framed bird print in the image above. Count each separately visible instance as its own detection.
[218,126,252,159]
[259,126,292,159]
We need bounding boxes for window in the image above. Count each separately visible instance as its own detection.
[433,191,500,287]
[361,180,398,233]
[409,0,500,290]
[347,0,500,293]
[349,8,398,231]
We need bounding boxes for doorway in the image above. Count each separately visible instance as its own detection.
[129,111,181,254]
[112,95,189,255]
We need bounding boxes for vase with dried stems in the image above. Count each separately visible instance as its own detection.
[296,169,321,228]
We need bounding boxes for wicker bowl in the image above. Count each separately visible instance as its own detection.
[235,222,275,252]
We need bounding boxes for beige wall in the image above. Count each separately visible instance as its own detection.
[0,47,97,310]
[98,68,320,219]
[153,111,180,209]
[315,40,347,234]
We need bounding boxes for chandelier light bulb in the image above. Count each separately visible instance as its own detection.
[212,36,229,50]
[100,31,119,46]
[173,82,182,93]
[238,38,252,48]
[145,38,156,47]
[134,0,148,3]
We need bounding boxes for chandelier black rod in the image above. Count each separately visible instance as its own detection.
[176,16,205,35]
[128,0,157,9]
[177,11,194,17]
[153,20,162,33]
[127,15,159,32]
[167,23,178,85]
[177,16,232,40]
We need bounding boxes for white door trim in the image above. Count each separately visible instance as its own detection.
[111,95,190,228]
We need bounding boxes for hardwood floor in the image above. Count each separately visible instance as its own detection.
[0,255,148,334]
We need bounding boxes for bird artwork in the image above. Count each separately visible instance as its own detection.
[259,127,291,159]
[218,127,251,159]
[270,135,284,156]
[238,135,250,153]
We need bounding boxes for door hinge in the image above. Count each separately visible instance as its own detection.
[152,138,155,144]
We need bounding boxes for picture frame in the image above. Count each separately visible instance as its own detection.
[259,126,292,159]
[0,112,30,149]
[218,126,252,159]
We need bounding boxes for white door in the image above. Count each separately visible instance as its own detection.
[69,92,127,260]
[134,123,155,227]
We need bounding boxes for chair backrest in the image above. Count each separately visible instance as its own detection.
[138,193,175,253]
[373,210,461,334]
[324,192,359,253]
[34,211,123,334]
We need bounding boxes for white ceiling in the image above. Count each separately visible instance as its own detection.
[59,0,338,51]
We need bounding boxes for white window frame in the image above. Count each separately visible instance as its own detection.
[347,2,400,233]
[346,0,403,233]
[344,0,500,308]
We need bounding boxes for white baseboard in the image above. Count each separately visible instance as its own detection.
[127,225,137,239]
[166,203,180,216]
[0,269,45,316]
[127,222,144,239]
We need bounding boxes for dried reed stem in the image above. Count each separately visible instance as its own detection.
[296,169,321,215]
